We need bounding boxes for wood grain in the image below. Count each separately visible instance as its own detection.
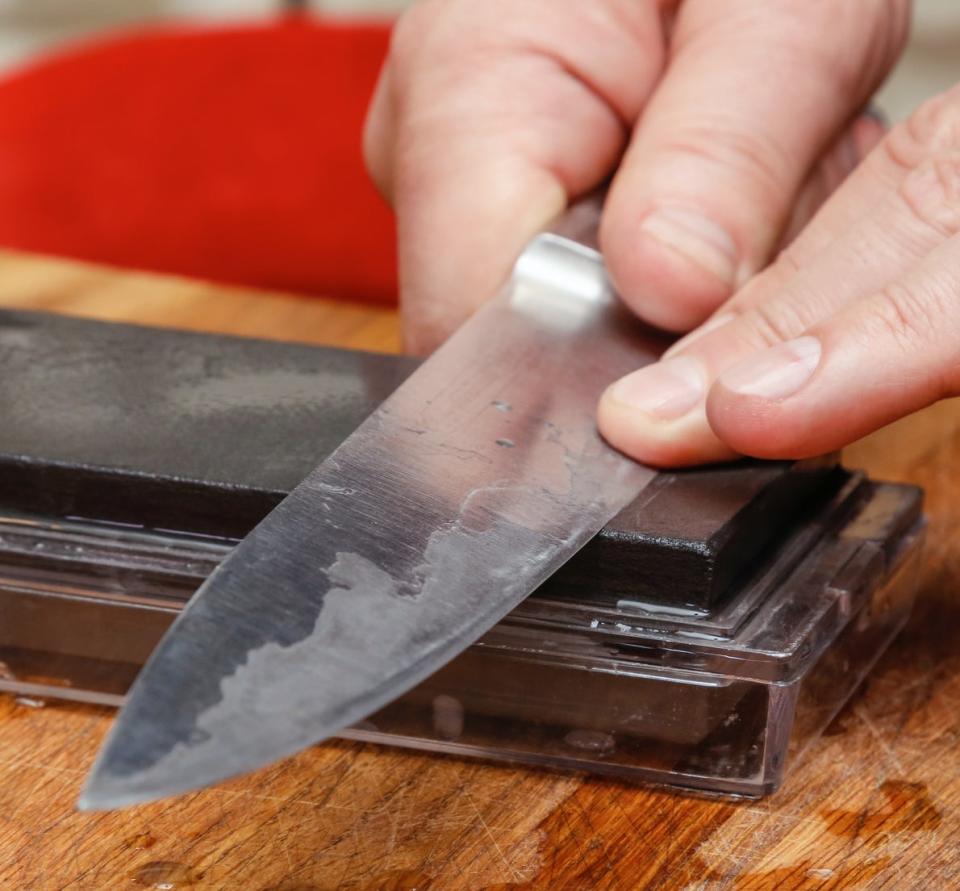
[2,250,959,890]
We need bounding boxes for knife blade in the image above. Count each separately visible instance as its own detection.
[78,196,662,809]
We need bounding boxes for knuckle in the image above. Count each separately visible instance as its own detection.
[885,85,960,170]
[740,298,811,351]
[898,158,960,238]
[871,281,944,353]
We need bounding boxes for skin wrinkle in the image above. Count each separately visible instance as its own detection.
[508,14,666,130]
[647,125,794,216]
[499,54,628,191]
[874,281,951,360]
[514,47,636,144]
[933,157,960,211]
[741,299,811,353]
[897,159,960,239]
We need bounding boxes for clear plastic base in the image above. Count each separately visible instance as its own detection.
[0,474,923,797]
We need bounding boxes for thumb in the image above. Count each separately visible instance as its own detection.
[601,0,909,332]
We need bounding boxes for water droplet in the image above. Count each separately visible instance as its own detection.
[491,400,512,412]
[495,438,515,448]
[14,697,44,709]
[124,832,158,850]
[131,861,202,888]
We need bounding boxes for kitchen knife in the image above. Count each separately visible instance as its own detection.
[78,196,662,810]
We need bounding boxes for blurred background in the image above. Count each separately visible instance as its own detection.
[0,0,954,304]
[0,0,403,71]
[0,0,955,117]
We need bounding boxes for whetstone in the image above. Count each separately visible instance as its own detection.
[0,310,840,609]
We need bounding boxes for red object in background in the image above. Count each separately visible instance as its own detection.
[0,18,397,303]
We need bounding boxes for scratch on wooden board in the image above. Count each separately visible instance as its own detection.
[854,705,906,775]
[461,787,520,884]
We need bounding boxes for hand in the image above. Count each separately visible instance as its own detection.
[364,0,908,354]
[599,85,960,466]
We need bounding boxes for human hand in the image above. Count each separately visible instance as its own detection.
[599,85,960,466]
[364,0,908,354]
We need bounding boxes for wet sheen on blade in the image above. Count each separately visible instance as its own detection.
[79,205,663,809]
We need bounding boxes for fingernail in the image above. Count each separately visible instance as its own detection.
[719,336,822,400]
[606,356,704,421]
[663,311,738,359]
[639,207,739,287]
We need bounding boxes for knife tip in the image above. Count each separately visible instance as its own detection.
[75,776,155,812]
[74,790,105,813]
[76,761,189,812]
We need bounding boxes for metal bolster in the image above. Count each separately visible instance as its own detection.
[511,232,612,307]
[510,192,612,307]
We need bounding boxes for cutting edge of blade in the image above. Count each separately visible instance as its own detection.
[75,592,532,811]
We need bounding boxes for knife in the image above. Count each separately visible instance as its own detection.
[78,195,662,809]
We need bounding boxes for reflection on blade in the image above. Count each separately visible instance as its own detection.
[79,210,663,809]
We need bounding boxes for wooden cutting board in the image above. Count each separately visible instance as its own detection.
[1,249,959,890]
